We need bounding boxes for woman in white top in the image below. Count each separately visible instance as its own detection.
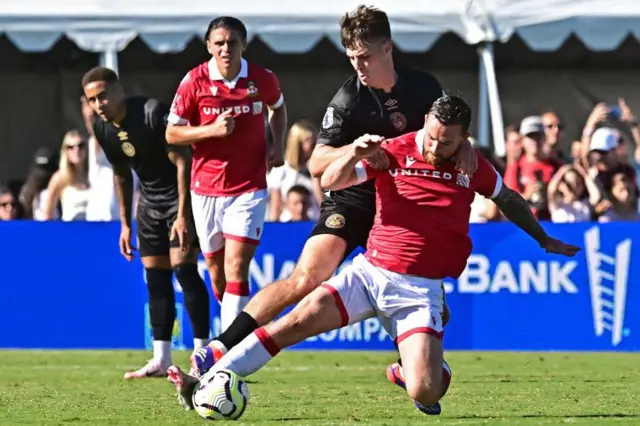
[43,130,91,221]
[267,120,325,222]
[19,147,58,220]
[547,163,601,223]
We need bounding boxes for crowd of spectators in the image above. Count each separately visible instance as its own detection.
[2,98,640,225]
[471,99,640,223]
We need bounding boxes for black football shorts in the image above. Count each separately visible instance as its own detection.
[136,201,198,257]
[309,198,375,262]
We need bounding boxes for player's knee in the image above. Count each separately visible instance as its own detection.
[285,290,332,335]
[145,268,174,295]
[405,374,441,406]
[173,264,206,294]
[289,269,322,302]
[223,254,250,281]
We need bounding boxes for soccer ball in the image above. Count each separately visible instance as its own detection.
[192,369,250,421]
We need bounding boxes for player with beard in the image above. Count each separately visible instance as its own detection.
[169,95,580,415]
[82,67,211,378]
[182,5,476,409]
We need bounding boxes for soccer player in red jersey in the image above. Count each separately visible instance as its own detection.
[165,17,287,333]
[167,95,579,415]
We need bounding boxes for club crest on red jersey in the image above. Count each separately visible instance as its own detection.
[247,81,258,97]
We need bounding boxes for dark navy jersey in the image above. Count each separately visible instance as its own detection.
[317,67,443,213]
[92,96,179,206]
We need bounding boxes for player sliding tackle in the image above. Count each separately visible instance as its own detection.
[168,95,580,415]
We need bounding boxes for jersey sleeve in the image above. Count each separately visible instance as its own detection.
[317,88,354,148]
[263,68,284,109]
[146,99,169,134]
[92,121,128,168]
[473,152,503,199]
[168,72,197,126]
[146,99,180,154]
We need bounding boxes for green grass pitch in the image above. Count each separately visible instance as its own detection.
[1,351,640,425]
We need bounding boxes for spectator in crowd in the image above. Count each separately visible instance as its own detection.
[504,116,560,220]
[547,164,602,223]
[0,184,22,221]
[503,124,523,171]
[570,140,583,164]
[586,127,637,194]
[283,185,312,222]
[43,130,91,221]
[541,110,569,164]
[599,172,640,222]
[19,147,59,220]
[81,96,120,222]
[267,120,324,222]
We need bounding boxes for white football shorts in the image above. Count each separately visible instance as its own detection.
[321,254,445,343]
[191,189,267,257]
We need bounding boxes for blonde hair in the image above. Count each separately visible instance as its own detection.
[284,120,317,171]
[58,130,88,188]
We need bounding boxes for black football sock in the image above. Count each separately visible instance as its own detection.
[174,264,211,340]
[145,268,176,342]
[215,311,259,350]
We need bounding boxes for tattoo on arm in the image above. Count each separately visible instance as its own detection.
[492,185,548,245]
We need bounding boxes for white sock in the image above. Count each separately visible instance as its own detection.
[193,338,209,350]
[153,340,171,364]
[221,282,250,332]
[210,339,229,355]
[215,328,279,377]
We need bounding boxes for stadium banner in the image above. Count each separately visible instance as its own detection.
[0,221,638,351]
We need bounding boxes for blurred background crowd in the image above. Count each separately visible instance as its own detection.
[3,100,640,225]
[2,2,640,226]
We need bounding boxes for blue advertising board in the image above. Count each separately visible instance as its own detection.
[0,220,638,351]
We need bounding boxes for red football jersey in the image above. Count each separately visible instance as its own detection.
[355,130,502,279]
[168,58,283,196]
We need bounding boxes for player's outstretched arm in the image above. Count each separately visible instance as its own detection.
[492,185,581,257]
[321,135,383,190]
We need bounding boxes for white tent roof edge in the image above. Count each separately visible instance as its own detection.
[0,0,640,53]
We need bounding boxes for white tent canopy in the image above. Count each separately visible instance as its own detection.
[2,0,640,156]
[0,0,475,53]
[2,0,640,53]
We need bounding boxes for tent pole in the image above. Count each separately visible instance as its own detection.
[478,42,505,157]
[477,43,490,149]
[100,50,119,75]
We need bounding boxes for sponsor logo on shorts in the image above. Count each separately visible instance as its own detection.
[121,142,135,157]
[325,213,345,229]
